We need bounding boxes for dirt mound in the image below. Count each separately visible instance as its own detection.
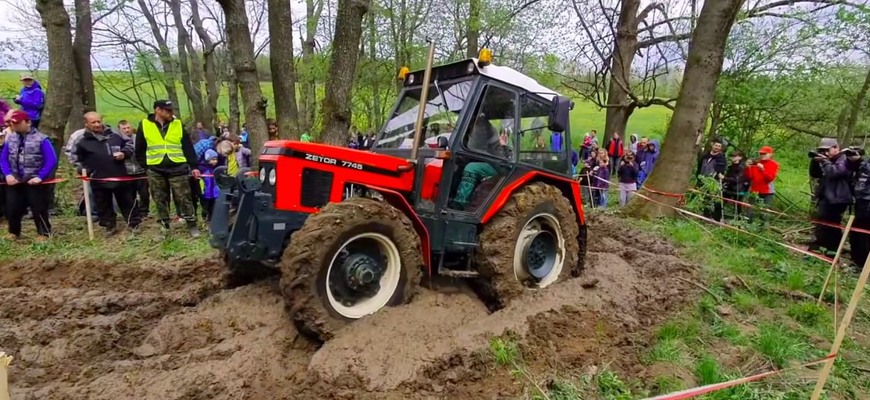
[304,214,698,394]
[1,214,698,399]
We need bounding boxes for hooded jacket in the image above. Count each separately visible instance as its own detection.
[75,127,134,186]
[697,151,726,178]
[815,154,851,204]
[16,81,45,121]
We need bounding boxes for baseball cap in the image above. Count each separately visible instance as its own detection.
[758,146,774,154]
[19,73,34,81]
[818,137,838,150]
[153,100,173,110]
[8,110,30,123]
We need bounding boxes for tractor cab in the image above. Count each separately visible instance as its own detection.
[368,52,578,275]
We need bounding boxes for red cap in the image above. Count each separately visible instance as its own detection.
[759,146,774,154]
[7,110,29,124]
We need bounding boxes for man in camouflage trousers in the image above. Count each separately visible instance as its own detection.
[134,100,201,238]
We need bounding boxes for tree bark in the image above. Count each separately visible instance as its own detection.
[300,0,324,134]
[626,0,745,218]
[190,0,220,132]
[72,0,95,113]
[217,0,269,155]
[169,0,205,128]
[466,0,481,58]
[36,0,77,154]
[603,0,640,142]
[137,0,180,116]
[844,67,870,146]
[320,0,370,145]
[268,0,301,139]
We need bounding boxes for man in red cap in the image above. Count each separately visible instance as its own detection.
[744,145,779,220]
[0,110,58,241]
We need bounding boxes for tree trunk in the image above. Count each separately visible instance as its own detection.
[72,0,95,113]
[603,0,640,142]
[268,0,301,139]
[300,0,324,134]
[709,100,723,138]
[466,0,481,58]
[36,0,76,154]
[137,0,180,116]
[367,9,381,129]
[845,67,870,146]
[169,0,205,128]
[217,0,269,156]
[190,0,220,132]
[626,0,745,219]
[227,62,241,134]
[320,0,370,145]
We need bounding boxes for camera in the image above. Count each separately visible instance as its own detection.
[843,147,864,157]
[808,151,821,159]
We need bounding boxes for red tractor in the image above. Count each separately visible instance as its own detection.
[210,45,588,343]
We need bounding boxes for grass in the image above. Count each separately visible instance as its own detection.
[492,213,870,399]
[0,69,674,142]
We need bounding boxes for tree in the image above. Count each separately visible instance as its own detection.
[36,0,77,153]
[268,0,301,138]
[217,0,269,154]
[299,0,326,134]
[190,0,221,132]
[627,0,745,218]
[320,0,371,145]
[137,0,181,115]
[168,0,206,127]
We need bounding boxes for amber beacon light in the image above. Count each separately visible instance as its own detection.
[478,48,493,67]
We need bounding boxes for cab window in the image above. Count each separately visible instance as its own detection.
[460,85,516,160]
[517,95,568,174]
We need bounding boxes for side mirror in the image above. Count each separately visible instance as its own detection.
[436,135,449,149]
[548,95,573,133]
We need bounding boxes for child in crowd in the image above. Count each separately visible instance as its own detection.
[588,148,610,208]
[617,151,639,207]
[218,140,239,176]
[199,149,220,223]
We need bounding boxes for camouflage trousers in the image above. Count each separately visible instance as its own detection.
[148,170,196,226]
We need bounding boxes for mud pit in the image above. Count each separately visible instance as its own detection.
[1,215,698,399]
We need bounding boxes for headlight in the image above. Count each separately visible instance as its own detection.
[268,168,277,185]
[259,167,266,183]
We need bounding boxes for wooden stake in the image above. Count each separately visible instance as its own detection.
[0,352,12,400]
[82,169,94,241]
[810,253,870,399]
[817,215,855,305]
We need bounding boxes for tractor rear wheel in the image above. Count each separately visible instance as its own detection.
[474,182,581,311]
[279,197,423,343]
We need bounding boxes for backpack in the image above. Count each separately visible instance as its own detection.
[854,161,870,201]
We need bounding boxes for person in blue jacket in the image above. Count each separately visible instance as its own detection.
[14,73,45,129]
[1,110,57,241]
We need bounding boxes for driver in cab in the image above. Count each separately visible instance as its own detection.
[449,113,511,210]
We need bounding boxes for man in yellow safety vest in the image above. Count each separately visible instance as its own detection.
[134,100,202,238]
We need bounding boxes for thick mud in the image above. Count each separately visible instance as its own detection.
[1,214,698,399]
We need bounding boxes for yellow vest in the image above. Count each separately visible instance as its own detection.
[141,118,186,165]
[227,151,239,176]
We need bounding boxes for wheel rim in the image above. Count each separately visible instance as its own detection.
[513,213,565,288]
[325,232,402,319]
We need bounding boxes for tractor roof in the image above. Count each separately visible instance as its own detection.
[406,58,561,101]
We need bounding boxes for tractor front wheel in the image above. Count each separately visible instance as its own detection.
[474,182,581,310]
[279,197,423,343]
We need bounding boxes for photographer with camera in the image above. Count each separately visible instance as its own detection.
[808,138,855,256]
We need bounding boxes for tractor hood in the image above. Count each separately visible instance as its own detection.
[259,140,417,201]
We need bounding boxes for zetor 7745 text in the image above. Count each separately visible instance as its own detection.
[209,46,588,344]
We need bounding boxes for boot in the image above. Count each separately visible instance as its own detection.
[103,226,118,238]
[187,222,201,238]
[157,220,171,241]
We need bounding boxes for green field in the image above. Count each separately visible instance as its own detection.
[0,70,673,142]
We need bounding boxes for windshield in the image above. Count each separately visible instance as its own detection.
[375,79,473,149]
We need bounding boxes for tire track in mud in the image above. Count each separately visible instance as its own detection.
[1,214,698,399]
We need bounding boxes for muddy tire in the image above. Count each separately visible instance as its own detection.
[279,197,423,343]
[474,182,582,311]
